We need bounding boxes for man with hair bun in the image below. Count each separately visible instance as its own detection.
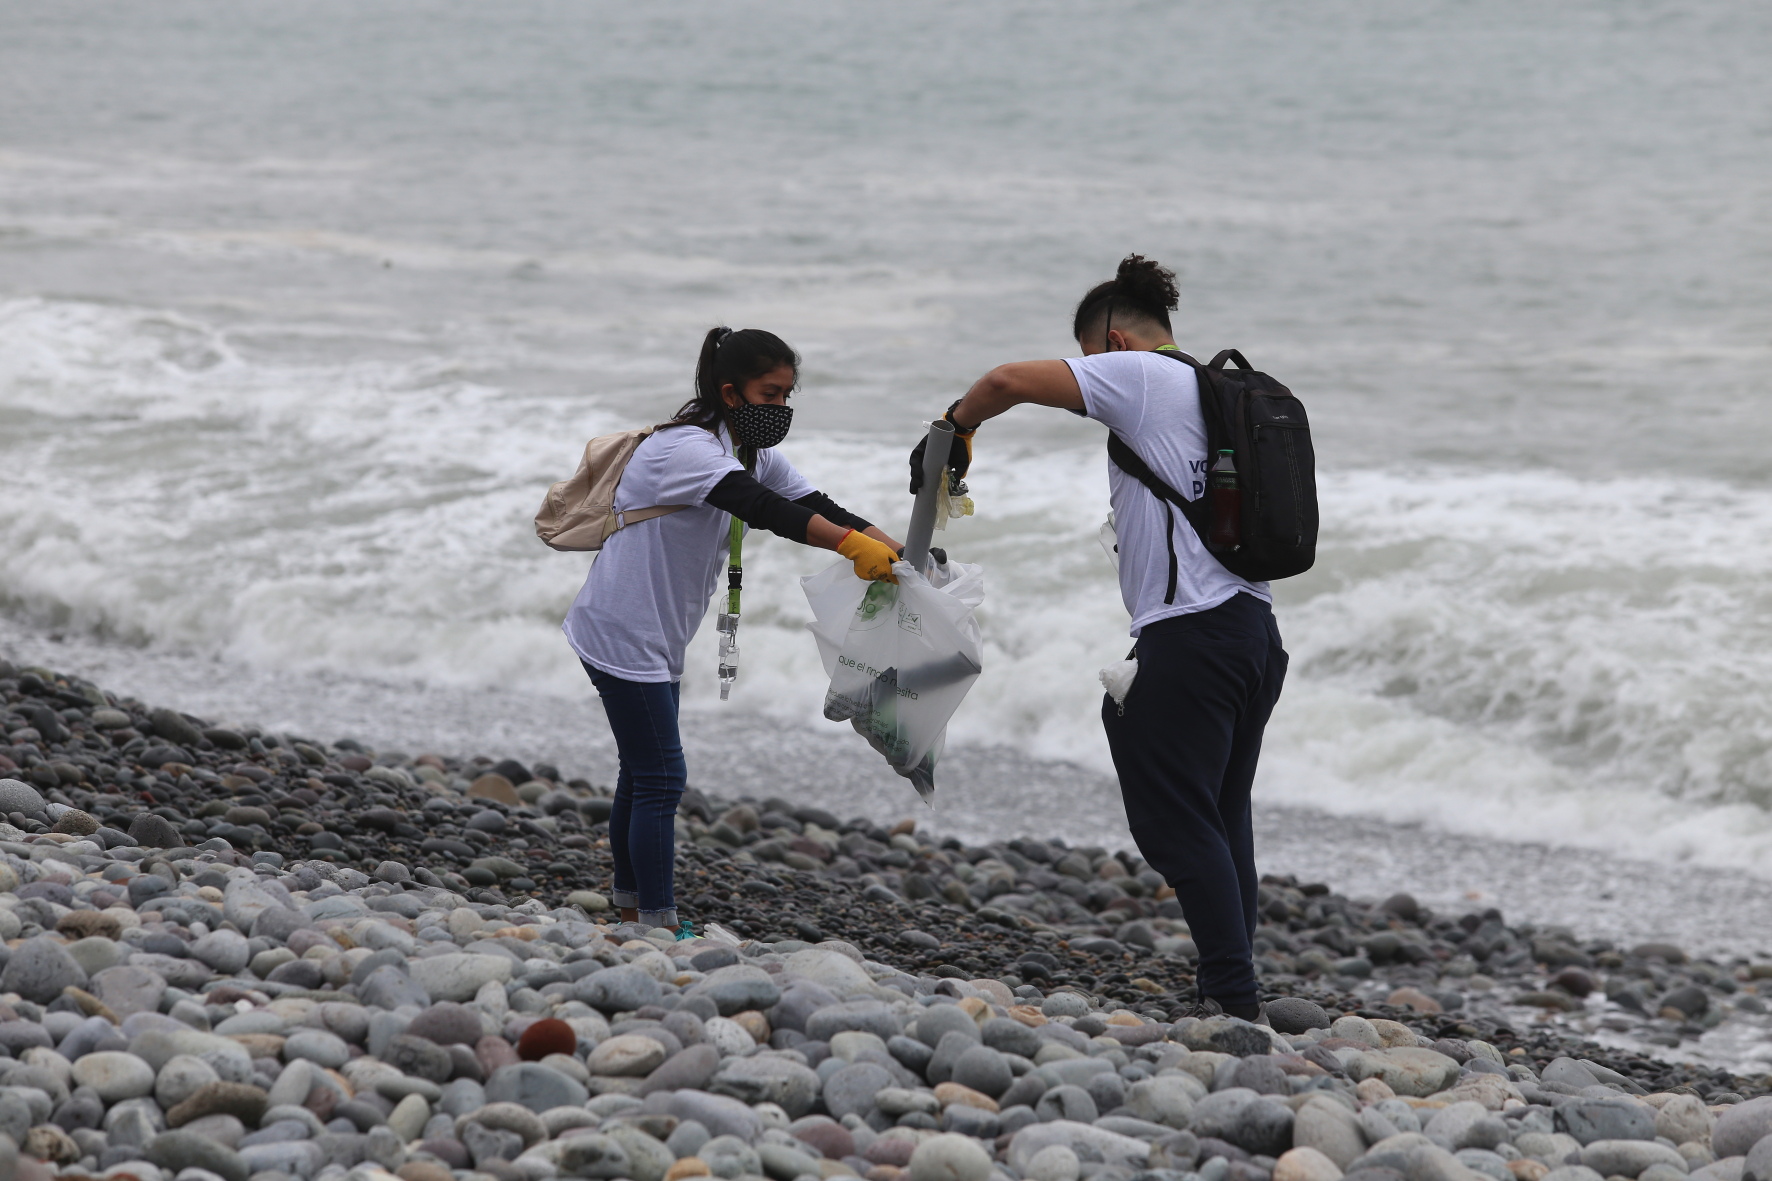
[910,255,1286,1020]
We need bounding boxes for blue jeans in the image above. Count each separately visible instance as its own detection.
[582,661,684,925]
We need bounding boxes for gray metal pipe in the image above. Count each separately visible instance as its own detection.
[901,419,954,575]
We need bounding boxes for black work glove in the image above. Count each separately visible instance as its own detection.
[908,400,976,495]
[895,545,948,566]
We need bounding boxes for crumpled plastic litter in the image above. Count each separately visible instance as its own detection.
[803,557,985,802]
[1100,657,1138,708]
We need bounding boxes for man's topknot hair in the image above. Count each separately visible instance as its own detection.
[1072,254,1180,342]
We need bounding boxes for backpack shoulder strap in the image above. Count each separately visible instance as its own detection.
[1105,432,1193,512]
[1104,348,1219,606]
[606,426,690,538]
[1106,432,1208,606]
[1109,347,1211,522]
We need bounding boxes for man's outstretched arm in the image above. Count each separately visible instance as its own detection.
[950,359,1084,427]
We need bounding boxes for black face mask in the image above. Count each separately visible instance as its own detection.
[729,402,793,449]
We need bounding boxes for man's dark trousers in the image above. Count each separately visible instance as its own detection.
[1101,591,1287,1011]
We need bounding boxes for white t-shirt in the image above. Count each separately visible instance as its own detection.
[563,425,815,682]
[1066,350,1270,636]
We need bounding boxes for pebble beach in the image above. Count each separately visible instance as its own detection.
[0,656,1770,1181]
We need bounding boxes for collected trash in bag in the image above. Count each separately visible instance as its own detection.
[802,557,985,802]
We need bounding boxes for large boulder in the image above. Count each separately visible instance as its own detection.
[1007,1122,1151,1173]
[1558,1099,1657,1146]
[0,936,87,1003]
[1714,1098,1772,1159]
[1292,1095,1365,1169]
[1178,1017,1274,1058]
[708,1055,821,1118]
[573,965,662,1014]
[1345,1049,1461,1098]
[1580,1140,1691,1178]
[1188,1087,1295,1157]
[690,965,781,1016]
[1127,1076,1204,1130]
[410,954,513,1003]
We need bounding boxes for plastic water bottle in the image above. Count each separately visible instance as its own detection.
[1208,449,1241,550]
[716,614,739,700]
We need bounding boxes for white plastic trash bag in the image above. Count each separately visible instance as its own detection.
[802,558,985,802]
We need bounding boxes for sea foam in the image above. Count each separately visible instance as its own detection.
[6,297,1772,871]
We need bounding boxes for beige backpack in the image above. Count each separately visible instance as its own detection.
[534,426,689,552]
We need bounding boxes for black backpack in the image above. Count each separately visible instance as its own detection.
[1106,348,1317,596]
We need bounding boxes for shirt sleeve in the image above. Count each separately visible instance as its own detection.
[794,490,873,533]
[704,471,817,542]
[1064,352,1153,439]
[752,446,817,501]
[647,427,745,507]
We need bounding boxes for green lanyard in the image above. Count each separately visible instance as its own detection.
[726,515,743,616]
[717,446,752,700]
[727,442,753,616]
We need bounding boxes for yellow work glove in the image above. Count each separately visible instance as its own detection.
[837,530,899,583]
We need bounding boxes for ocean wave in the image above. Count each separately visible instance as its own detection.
[4,298,1772,870]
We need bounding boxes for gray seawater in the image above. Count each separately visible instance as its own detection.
[4,1,1772,888]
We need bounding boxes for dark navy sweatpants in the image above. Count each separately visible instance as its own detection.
[1101,591,1287,1010]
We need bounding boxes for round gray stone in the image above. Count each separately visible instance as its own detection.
[407,1002,483,1047]
[1041,992,1091,1019]
[0,780,47,815]
[916,1005,983,1049]
[283,1029,350,1069]
[823,1062,893,1120]
[484,1062,590,1113]
[188,931,251,975]
[1190,1087,1297,1157]
[146,1129,248,1181]
[951,1045,1012,1099]
[692,964,783,1016]
[1264,998,1331,1035]
[638,1043,719,1095]
[980,1017,1042,1059]
[70,1051,155,1102]
[574,965,663,1014]
[805,1001,904,1043]
[128,812,182,848]
[383,1034,454,1083]
[1228,1055,1290,1096]
[1559,1099,1657,1146]
[707,1055,821,1118]
[1715,1098,1772,1159]
[1,935,88,1002]
[155,1056,221,1110]
[909,1133,993,1181]
[1036,1085,1098,1124]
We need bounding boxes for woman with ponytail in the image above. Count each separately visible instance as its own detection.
[909,256,1288,1020]
[564,327,900,934]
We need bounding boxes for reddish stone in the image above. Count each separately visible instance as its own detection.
[286,929,335,956]
[516,1018,577,1062]
[1552,968,1596,997]
[793,1122,855,1160]
[303,1084,336,1120]
[787,837,832,862]
[864,1140,915,1167]
[476,1034,521,1075]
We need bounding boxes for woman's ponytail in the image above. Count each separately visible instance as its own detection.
[667,326,799,433]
